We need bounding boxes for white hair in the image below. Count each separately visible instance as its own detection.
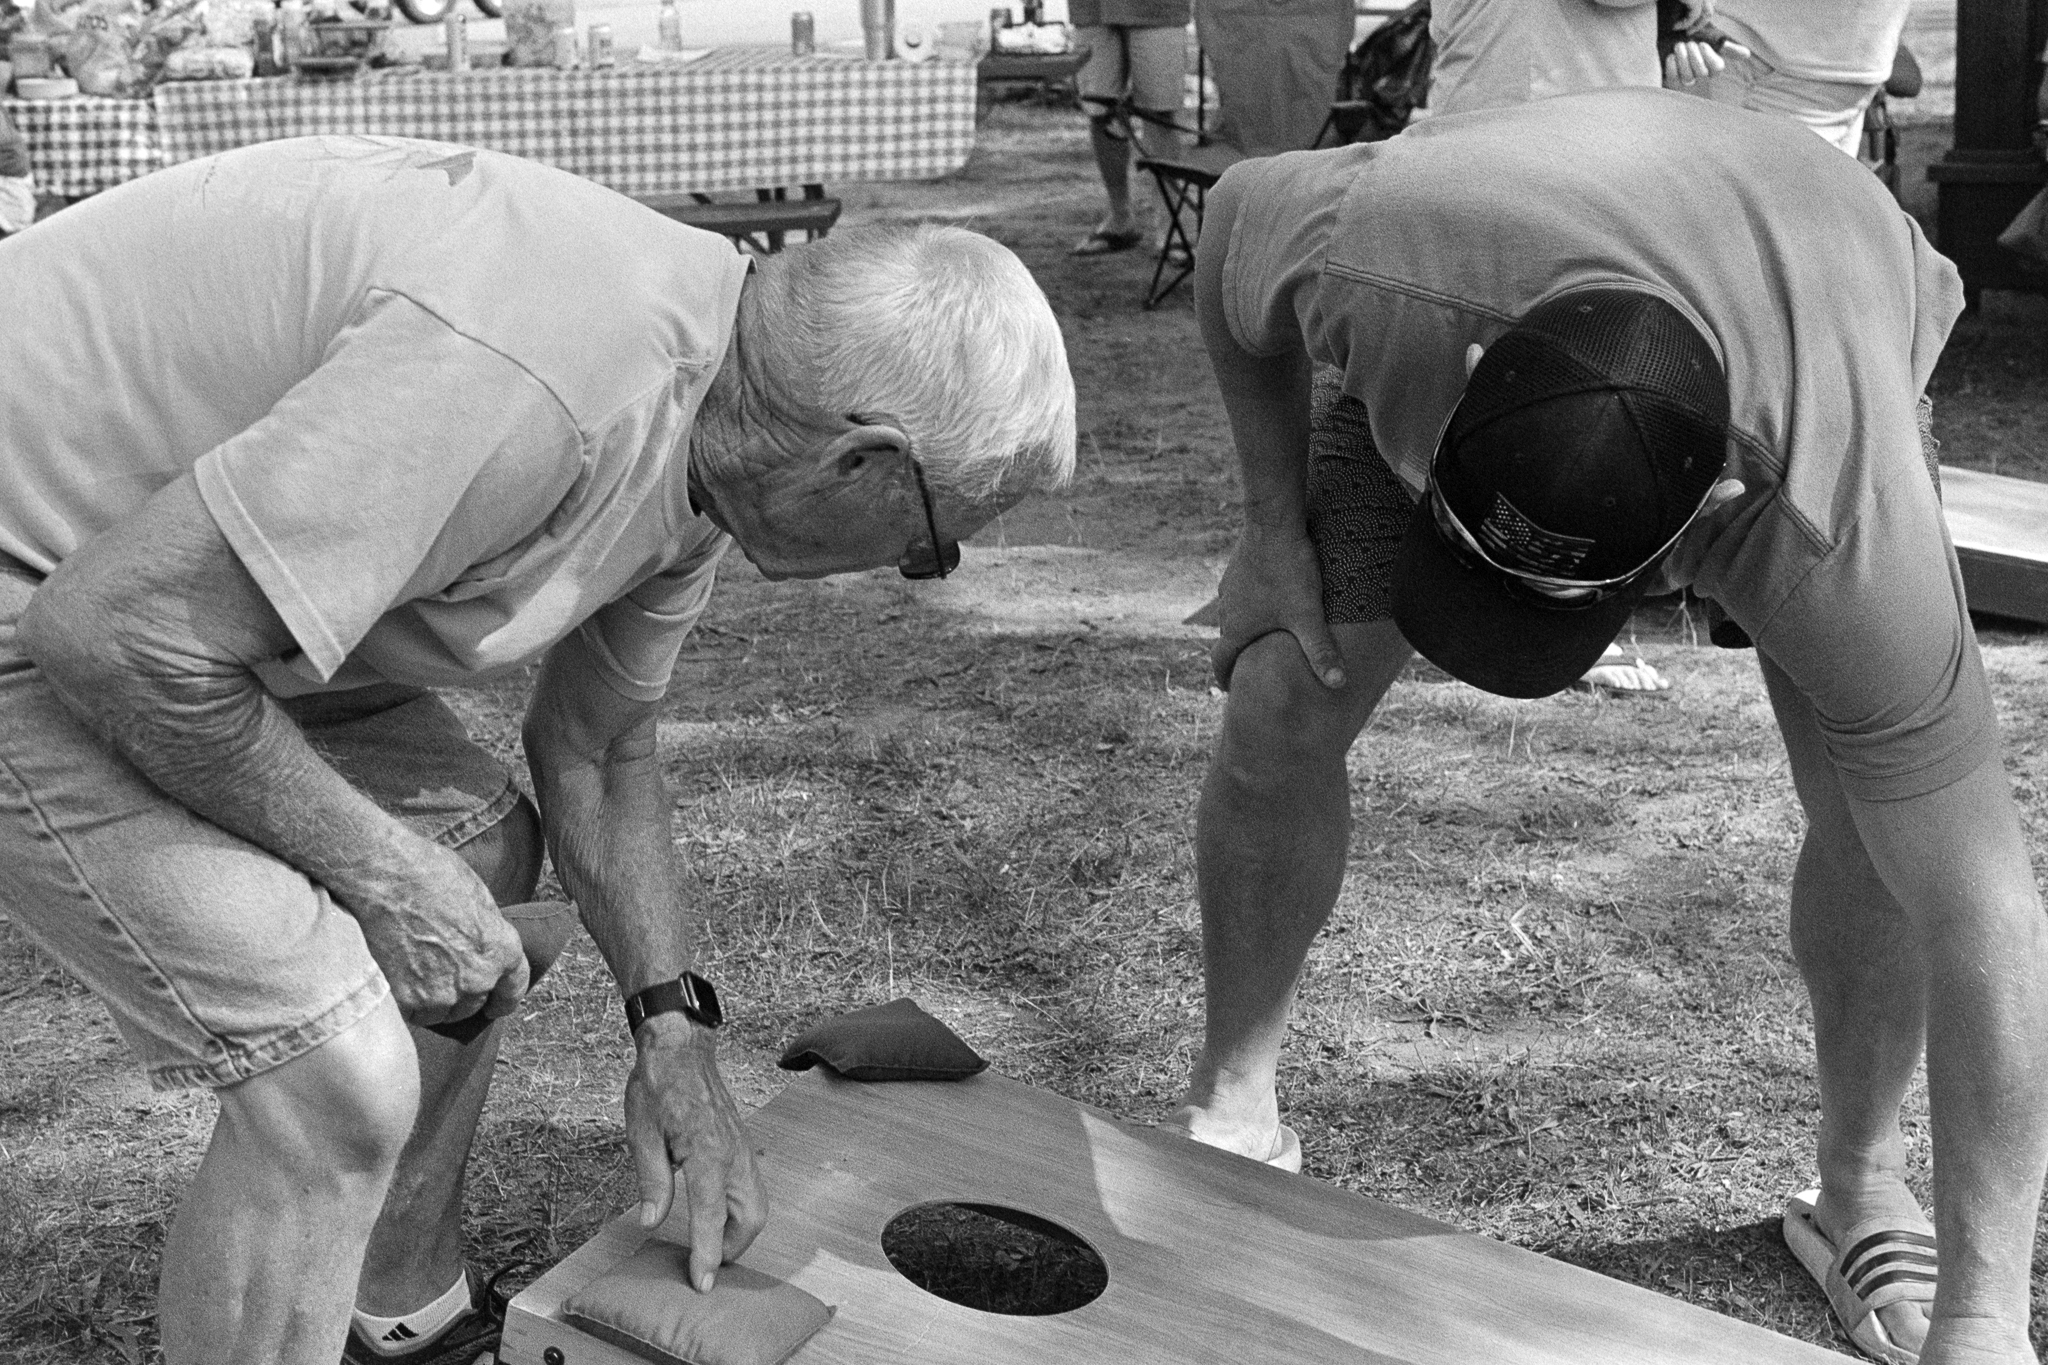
[786,223,1077,500]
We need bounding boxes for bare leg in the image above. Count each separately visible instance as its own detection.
[1085,111,1138,240]
[1762,658,2048,1358]
[1083,105,1180,242]
[1173,620,1410,1157]
[354,794,545,1315]
[159,996,420,1365]
[1783,797,1933,1355]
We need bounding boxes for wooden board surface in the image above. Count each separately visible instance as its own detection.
[1942,465,2048,625]
[504,1071,1842,1365]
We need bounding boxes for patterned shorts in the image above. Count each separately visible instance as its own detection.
[1305,370,1415,625]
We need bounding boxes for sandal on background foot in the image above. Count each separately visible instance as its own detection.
[1782,1187,1936,1365]
[1574,641,1671,695]
[1070,227,1144,256]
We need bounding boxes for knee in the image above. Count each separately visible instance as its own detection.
[1083,100,1125,137]
[1216,633,1370,775]
[457,792,544,906]
[219,996,420,1178]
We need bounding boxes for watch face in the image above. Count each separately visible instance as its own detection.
[681,971,723,1028]
[626,972,724,1034]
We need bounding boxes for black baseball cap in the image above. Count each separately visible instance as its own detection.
[1390,288,1729,699]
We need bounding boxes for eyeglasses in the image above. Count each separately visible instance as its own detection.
[1424,464,1708,610]
[899,454,961,580]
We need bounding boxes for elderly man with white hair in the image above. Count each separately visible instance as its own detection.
[0,134,1075,1365]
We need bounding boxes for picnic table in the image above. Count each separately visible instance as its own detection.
[5,47,979,200]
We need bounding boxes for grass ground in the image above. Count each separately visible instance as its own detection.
[6,98,2048,1363]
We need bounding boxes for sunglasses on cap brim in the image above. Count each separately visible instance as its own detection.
[1423,412,1709,609]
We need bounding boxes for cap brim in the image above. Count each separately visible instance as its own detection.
[1389,498,1640,700]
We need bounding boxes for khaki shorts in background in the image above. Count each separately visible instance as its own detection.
[0,562,526,1090]
[1075,23,1189,114]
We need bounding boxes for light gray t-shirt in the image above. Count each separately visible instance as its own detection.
[0,135,749,701]
[1427,0,1660,117]
[1211,88,1983,802]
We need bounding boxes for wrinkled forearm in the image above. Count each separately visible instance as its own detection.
[20,581,436,910]
[524,664,692,999]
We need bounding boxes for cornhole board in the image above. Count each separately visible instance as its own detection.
[1943,465,2048,626]
[501,1069,1842,1365]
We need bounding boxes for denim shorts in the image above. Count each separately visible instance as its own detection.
[1305,370,1415,625]
[0,562,523,1090]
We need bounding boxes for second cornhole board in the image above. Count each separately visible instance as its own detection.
[1943,465,2048,625]
[501,1069,1841,1365]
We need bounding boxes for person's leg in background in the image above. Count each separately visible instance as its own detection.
[1072,24,1148,255]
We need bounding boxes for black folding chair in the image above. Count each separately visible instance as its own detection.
[1133,142,1245,309]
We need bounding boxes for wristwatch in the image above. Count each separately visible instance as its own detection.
[623,971,723,1035]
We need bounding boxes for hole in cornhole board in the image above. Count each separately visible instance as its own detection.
[880,1201,1108,1316]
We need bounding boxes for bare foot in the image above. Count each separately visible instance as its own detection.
[1159,1102,1300,1171]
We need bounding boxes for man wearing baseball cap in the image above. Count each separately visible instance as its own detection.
[1167,85,2047,1365]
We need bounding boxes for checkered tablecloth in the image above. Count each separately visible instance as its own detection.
[3,94,161,199]
[149,48,978,196]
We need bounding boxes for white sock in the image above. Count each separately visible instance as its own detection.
[351,1272,472,1356]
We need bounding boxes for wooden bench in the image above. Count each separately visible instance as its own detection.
[1941,464,2048,624]
[634,189,843,253]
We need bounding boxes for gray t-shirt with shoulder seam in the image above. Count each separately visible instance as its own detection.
[1212,88,1985,803]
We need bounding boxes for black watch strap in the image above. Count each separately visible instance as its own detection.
[624,971,723,1035]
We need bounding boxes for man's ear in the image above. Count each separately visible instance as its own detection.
[821,419,910,479]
